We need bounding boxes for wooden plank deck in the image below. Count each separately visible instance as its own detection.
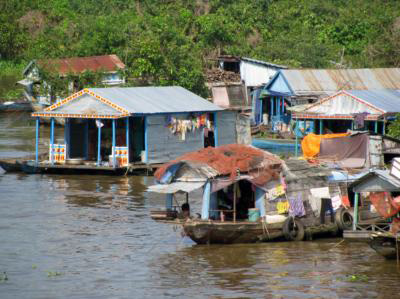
[33,161,164,175]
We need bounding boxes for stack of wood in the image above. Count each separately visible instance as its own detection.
[205,68,241,83]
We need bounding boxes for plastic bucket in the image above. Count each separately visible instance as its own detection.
[248,208,260,222]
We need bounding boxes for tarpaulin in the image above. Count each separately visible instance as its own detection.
[302,133,349,159]
[319,133,368,168]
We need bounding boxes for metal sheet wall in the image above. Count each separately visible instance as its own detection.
[216,111,237,146]
[146,114,204,164]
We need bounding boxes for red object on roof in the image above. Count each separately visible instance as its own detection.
[155,144,282,184]
[37,55,125,75]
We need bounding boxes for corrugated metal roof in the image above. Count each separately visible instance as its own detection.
[241,57,287,69]
[35,87,223,118]
[89,87,222,114]
[350,169,400,192]
[346,90,400,113]
[36,55,125,75]
[281,68,400,95]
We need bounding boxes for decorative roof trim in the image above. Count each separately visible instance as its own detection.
[292,113,381,120]
[44,88,130,114]
[31,112,130,119]
[303,90,384,114]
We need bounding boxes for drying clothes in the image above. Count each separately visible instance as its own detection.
[289,195,305,217]
[277,201,289,214]
[341,195,351,208]
[331,195,342,211]
[270,185,285,199]
[320,198,334,224]
[309,196,322,215]
[310,187,330,199]
[352,112,369,128]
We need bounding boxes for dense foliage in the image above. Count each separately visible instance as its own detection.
[1,0,400,100]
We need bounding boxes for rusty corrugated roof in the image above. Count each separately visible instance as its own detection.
[37,55,125,75]
[282,68,400,95]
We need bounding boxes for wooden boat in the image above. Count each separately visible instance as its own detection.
[370,233,400,260]
[0,159,23,172]
[182,219,284,244]
[21,160,42,174]
[0,101,32,112]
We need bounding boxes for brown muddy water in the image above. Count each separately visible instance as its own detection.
[0,113,400,299]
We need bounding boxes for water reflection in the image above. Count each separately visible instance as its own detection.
[154,240,400,298]
[1,113,400,298]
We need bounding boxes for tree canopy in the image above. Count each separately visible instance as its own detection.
[1,0,400,99]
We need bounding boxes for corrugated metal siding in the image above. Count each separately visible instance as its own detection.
[368,135,384,168]
[217,111,237,146]
[146,114,204,164]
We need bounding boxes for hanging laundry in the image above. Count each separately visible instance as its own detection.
[331,195,342,210]
[352,112,369,128]
[277,201,289,214]
[341,195,351,208]
[270,185,285,199]
[288,195,305,217]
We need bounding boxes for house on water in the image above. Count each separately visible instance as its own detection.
[292,89,400,136]
[30,86,239,174]
[208,56,286,111]
[254,68,400,129]
[18,55,126,106]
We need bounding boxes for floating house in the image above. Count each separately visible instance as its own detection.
[254,68,400,127]
[149,146,343,244]
[343,169,400,241]
[18,55,126,105]
[293,90,400,135]
[208,56,287,110]
[31,86,239,173]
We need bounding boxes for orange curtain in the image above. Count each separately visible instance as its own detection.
[301,133,349,159]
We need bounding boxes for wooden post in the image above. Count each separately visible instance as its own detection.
[233,182,237,223]
[319,119,323,135]
[126,117,130,164]
[50,117,55,165]
[352,193,359,231]
[213,112,218,147]
[295,119,299,157]
[271,97,274,117]
[383,118,386,135]
[375,121,378,134]
[35,117,40,165]
[112,119,116,168]
[97,120,102,166]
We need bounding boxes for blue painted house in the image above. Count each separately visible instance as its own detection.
[31,86,238,171]
[254,68,400,129]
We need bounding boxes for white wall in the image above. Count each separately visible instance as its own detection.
[240,61,279,87]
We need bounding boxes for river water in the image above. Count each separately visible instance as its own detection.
[0,113,400,299]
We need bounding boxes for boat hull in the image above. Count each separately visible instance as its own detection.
[370,236,400,260]
[183,220,284,244]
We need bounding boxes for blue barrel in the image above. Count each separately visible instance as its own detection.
[248,208,260,222]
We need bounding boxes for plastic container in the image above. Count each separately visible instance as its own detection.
[248,208,260,222]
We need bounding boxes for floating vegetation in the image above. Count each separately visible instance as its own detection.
[340,274,369,282]
[0,272,8,282]
[46,271,63,277]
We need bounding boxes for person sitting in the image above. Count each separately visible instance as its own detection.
[178,203,190,219]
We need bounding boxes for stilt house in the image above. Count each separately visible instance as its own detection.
[31,86,238,171]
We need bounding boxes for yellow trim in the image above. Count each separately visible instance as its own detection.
[44,89,130,114]
[31,112,130,119]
